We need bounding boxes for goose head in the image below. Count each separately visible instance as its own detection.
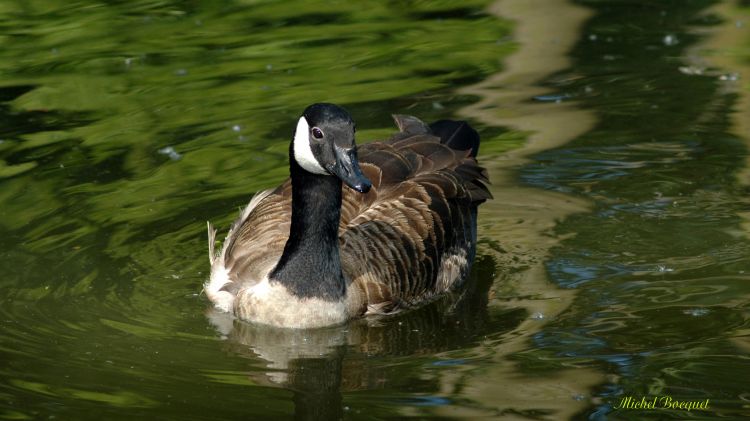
[292,103,372,193]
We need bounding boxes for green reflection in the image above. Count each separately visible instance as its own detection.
[0,1,519,419]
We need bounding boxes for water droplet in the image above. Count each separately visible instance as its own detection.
[718,73,740,82]
[175,68,188,76]
[158,146,182,161]
[534,94,569,102]
[656,265,674,273]
[232,124,242,132]
[589,34,598,41]
[531,312,545,320]
[663,34,679,46]
[683,308,710,317]
[678,66,704,76]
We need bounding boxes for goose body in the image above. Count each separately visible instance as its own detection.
[205,103,490,328]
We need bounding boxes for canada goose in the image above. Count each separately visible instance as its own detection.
[205,103,491,328]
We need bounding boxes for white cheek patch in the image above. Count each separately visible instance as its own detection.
[293,117,328,175]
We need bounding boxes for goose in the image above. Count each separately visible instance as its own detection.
[205,103,491,328]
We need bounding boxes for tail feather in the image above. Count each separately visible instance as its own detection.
[392,114,431,135]
[207,221,217,265]
[429,119,480,157]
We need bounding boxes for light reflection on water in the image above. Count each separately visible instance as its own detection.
[1,0,750,420]
[515,0,750,418]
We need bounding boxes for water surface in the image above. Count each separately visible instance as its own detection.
[1,0,749,420]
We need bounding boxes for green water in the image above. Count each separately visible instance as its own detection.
[1,0,749,419]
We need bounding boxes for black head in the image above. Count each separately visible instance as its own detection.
[292,103,371,193]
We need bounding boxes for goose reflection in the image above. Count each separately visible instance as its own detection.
[205,255,525,418]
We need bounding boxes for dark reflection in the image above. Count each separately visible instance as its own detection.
[289,350,345,421]
[207,254,526,418]
[0,85,93,140]
[0,84,35,102]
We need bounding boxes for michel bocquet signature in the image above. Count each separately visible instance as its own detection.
[614,396,710,412]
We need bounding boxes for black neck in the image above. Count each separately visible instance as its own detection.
[270,157,346,300]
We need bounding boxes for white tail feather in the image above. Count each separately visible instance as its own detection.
[207,221,217,265]
[205,188,275,314]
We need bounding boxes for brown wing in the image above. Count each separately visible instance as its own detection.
[221,184,292,289]
[339,116,490,314]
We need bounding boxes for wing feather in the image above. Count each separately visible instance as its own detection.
[340,119,489,312]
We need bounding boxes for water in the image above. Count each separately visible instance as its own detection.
[1,0,749,419]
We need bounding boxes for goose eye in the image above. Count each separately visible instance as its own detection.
[311,127,324,139]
